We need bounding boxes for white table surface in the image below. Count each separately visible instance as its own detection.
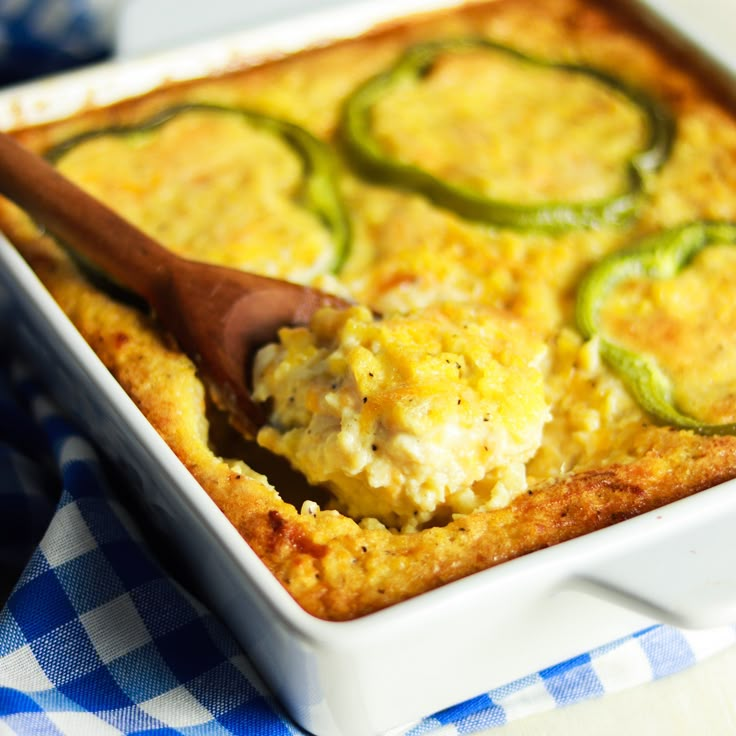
[476,643,736,735]
[114,2,736,734]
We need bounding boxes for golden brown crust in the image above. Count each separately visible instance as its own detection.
[3,0,736,621]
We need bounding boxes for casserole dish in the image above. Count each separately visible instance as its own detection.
[2,1,736,733]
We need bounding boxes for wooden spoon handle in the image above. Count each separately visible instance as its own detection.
[0,131,172,302]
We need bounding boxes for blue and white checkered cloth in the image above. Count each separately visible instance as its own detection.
[0,0,117,86]
[2,345,736,736]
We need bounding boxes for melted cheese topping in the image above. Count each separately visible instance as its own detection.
[55,110,334,282]
[601,244,736,424]
[253,304,550,530]
[371,48,647,202]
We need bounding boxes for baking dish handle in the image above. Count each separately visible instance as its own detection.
[571,480,736,629]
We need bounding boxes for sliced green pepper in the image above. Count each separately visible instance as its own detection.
[47,102,352,273]
[340,38,674,231]
[575,221,736,434]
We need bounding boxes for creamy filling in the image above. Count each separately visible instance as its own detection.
[253,303,550,531]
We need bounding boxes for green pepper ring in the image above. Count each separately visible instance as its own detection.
[340,38,674,231]
[46,102,352,274]
[575,221,736,434]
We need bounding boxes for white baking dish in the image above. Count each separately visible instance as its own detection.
[1,2,736,734]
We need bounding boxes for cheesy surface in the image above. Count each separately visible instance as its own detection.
[54,110,336,282]
[3,0,736,620]
[601,243,736,425]
[372,47,647,202]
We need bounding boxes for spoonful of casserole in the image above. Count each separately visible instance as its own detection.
[253,302,550,530]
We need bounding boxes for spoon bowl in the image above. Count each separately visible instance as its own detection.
[0,131,349,436]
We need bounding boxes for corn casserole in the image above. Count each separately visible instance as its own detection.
[2,0,736,620]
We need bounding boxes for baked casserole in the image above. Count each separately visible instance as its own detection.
[2,0,736,621]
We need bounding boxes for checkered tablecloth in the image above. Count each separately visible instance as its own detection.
[2,343,736,736]
[0,0,117,86]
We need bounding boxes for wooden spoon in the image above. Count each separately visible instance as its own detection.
[0,131,349,436]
